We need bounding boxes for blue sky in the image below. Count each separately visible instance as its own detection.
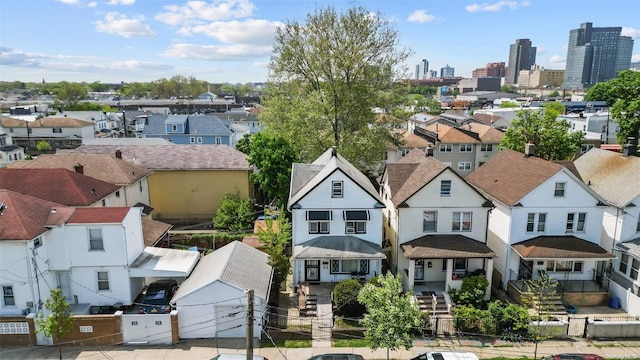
[1,0,639,84]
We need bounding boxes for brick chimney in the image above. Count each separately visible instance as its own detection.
[524,142,535,157]
[115,149,122,159]
[73,164,84,174]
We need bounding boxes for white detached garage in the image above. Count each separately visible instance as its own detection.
[170,241,273,339]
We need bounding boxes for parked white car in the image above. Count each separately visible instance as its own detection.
[411,352,479,360]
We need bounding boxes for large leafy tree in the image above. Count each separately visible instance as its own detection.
[261,6,412,172]
[246,133,297,209]
[52,81,87,108]
[585,70,640,146]
[36,289,74,360]
[499,109,584,160]
[213,192,254,232]
[358,272,422,360]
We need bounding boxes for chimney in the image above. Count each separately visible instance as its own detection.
[623,137,637,157]
[524,142,535,157]
[426,147,434,157]
[73,164,84,174]
[331,146,337,157]
[115,149,122,159]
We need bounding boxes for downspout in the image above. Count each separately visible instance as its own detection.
[25,243,37,313]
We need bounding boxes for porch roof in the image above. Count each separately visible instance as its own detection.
[616,237,640,259]
[400,234,495,259]
[512,235,614,260]
[293,236,386,260]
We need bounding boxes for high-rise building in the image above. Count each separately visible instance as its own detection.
[415,59,429,80]
[505,39,537,84]
[563,22,634,89]
[440,64,455,78]
[472,62,506,78]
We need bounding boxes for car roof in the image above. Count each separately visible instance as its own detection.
[428,352,480,360]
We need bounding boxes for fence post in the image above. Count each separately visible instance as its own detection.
[434,315,439,337]
[583,316,589,338]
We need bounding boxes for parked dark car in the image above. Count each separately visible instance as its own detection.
[308,355,364,360]
[139,279,178,314]
[542,355,604,360]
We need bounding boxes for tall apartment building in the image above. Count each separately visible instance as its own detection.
[505,39,537,84]
[440,64,455,78]
[472,62,506,78]
[562,22,634,90]
[415,59,429,80]
[517,66,565,88]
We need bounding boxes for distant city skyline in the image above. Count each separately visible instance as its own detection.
[0,0,638,84]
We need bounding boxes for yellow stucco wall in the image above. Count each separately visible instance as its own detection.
[148,169,251,222]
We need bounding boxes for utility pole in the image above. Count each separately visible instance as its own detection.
[246,289,254,360]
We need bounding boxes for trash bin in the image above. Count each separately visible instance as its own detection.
[609,296,620,309]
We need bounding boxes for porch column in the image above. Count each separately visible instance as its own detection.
[485,258,494,300]
[408,260,416,290]
[446,259,453,285]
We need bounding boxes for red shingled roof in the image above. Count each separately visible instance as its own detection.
[0,168,120,206]
[67,207,130,224]
[0,189,63,240]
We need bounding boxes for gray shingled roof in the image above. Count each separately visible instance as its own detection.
[288,148,382,208]
[617,237,640,259]
[401,235,495,259]
[171,241,272,303]
[70,144,249,170]
[142,115,233,137]
[293,236,386,259]
[385,155,448,206]
[574,148,640,207]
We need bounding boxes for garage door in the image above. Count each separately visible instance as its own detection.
[215,305,245,338]
[178,308,216,339]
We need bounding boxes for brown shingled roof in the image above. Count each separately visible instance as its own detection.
[0,189,62,240]
[0,116,92,128]
[141,217,172,247]
[466,149,563,206]
[401,235,496,259]
[385,155,448,206]
[8,154,152,185]
[424,123,479,144]
[0,168,120,206]
[512,236,614,259]
[66,207,130,224]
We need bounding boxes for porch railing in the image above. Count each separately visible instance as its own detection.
[508,269,610,293]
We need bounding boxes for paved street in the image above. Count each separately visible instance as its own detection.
[3,338,640,359]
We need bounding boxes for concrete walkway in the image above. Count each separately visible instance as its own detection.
[312,294,333,348]
[5,337,640,360]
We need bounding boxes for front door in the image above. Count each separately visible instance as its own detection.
[58,271,72,302]
[305,260,320,281]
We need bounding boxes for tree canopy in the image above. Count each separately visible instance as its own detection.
[585,70,640,145]
[53,81,87,108]
[499,109,584,160]
[358,272,422,359]
[36,289,73,360]
[245,133,297,209]
[260,5,412,172]
[257,210,291,289]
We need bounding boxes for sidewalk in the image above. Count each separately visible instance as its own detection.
[3,338,640,360]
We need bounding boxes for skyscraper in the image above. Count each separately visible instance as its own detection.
[440,64,455,78]
[563,22,634,90]
[505,38,536,85]
[415,59,429,80]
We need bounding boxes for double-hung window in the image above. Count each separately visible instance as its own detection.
[526,213,547,232]
[439,144,452,153]
[344,211,368,234]
[554,182,566,197]
[566,212,586,232]
[89,229,104,251]
[457,162,472,171]
[423,211,437,232]
[308,211,331,234]
[452,212,472,231]
[480,144,493,152]
[97,272,110,291]
[459,144,472,152]
[2,286,15,306]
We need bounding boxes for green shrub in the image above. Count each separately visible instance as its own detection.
[449,275,489,308]
[213,192,254,232]
[453,305,485,334]
[333,279,365,317]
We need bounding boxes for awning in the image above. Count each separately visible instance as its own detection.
[129,247,200,278]
[512,235,614,260]
[293,236,386,260]
[401,234,495,260]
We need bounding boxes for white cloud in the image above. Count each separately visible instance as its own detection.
[632,54,640,62]
[161,43,271,61]
[549,55,565,64]
[87,1,97,7]
[55,0,80,4]
[94,12,156,38]
[155,0,254,26]
[407,10,436,23]
[536,46,546,55]
[622,27,640,39]
[465,1,530,12]
[180,19,283,46]
[561,43,568,51]
[107,0,136,5]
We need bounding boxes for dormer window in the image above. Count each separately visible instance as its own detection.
[171,124,178,132]
[332,181,343,198]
